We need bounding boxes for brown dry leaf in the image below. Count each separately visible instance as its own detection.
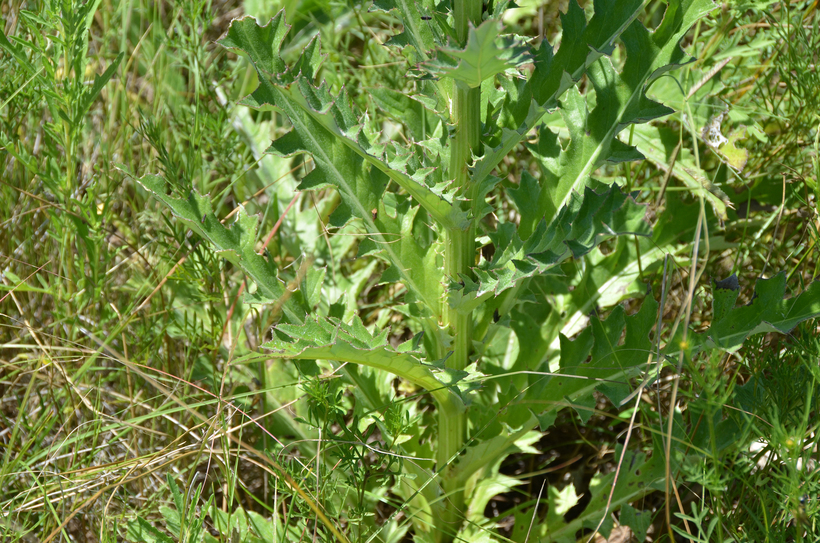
[589,525,634,543]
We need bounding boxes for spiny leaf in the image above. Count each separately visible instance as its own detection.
[475,0,715,206]
[217,11,288,75]
[514,291,657,427]
[548,292,657,415]
[425,20,531,89]
[134,173,304,324]
[537,0,715,218]
[460,304,654,511]
[264,79,468,230]
[371,0,453,106]
[449,184,649,315]
[529,0,644,108]
[470,100,543,189]
[478,0,647,179]
[451,289,658,487]
[370,87,428,142]
[218,14,457,319]
[261,316,466,410]
[359,192,444,315]
[219,16,465,230]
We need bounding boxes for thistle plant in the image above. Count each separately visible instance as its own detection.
[135,0,820,541]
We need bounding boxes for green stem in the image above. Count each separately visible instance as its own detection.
[437,0,482,539]
[62,75,77,300]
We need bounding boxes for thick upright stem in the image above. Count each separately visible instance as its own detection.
[444,85,480,372]
[436,0,482,539]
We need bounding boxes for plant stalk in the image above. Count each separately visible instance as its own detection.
[437,0,482,539]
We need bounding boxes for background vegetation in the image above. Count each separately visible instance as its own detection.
[1,0,819,542]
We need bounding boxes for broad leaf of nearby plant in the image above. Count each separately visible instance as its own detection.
[628,123,731,219]
[681,274,820,353]
[425,20,530,89]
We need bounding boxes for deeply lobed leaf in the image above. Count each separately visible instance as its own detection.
[217,15,467,325]
[449,183,650,315]
[425,20,531,89]
[476,0,715,209]
[135,173,304,323]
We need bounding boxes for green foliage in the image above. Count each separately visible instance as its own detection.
[674,321,820,542]
[450,182,651,315]
[4,0,820,542]
[263,315,466,408]
[130,0,820,540]
[0,0,123,309]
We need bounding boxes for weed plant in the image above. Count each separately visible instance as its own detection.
[1,0,820,542]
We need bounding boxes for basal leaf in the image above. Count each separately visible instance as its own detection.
[450,293,658,492]
[461,431,539,523]
[544,293,657,416]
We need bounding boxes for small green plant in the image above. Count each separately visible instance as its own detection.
[133,0,820,541]
[675,319,820,543]
[0,0,122,312]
